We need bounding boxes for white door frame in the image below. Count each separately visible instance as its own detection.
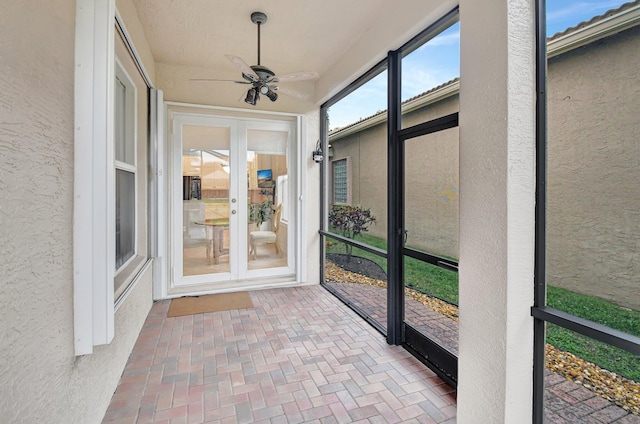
[156,105,304,298]
[171,114,239,287]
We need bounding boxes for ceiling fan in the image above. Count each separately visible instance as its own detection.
[191,11,319,106]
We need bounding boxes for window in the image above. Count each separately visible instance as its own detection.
[73,8,152,354]
[114,63,137,272]
[332,158,349,204]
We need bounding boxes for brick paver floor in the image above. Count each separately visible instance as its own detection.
[325,281,640,424]
[103,286,457,423]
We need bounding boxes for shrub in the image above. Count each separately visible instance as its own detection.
[328,205,376,256]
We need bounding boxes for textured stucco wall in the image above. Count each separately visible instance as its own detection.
[457,0,536,422]
[0,2,153,423]
[404,126,459,258]
[546,26,640,310]
[330,123,389,241]
[330,96,460,257]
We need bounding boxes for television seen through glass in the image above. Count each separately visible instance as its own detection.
[257,169,273,188]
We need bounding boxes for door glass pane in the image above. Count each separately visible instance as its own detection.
[181,124,231,276]
[247,129,288,270]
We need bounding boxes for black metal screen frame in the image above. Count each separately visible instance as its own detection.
[398,111,460,386]
[532,0,548,419]
[319,4,461,391]
[531,0,640,422]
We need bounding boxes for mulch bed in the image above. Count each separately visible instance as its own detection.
[325,257,640,416]
[326,253,387,280]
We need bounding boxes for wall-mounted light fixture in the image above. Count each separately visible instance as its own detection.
[312,139,323,163]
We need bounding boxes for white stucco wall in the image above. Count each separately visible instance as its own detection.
[304,109,322,285]
[0,1,154,423]
[457,0,536,422]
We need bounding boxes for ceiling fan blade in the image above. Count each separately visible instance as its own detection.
[225,54,259,81]
[273,86,308,100]
[273,71,319,83]
[237,90,248,103]
[190,78,252,84]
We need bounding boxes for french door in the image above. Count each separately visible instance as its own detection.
[170,113,295,290]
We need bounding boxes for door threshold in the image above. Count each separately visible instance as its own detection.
[165,274,299,299]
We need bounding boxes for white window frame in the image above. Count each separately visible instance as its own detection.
[74,0,157,355]
[114,59,138,275]
[73,0,116,356]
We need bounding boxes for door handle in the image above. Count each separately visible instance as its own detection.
[231,210,237,214]
[403,230,408,244]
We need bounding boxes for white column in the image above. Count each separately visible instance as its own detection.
[457,0,536,422]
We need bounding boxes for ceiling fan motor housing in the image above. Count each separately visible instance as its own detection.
[249,65,275,81]
[251,12,267,25]
[192,9,312,105]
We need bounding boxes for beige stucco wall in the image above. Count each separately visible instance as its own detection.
[330,123,388,239]
[329,95,459,257]
[0,2,154,423]
[546,25,640,310]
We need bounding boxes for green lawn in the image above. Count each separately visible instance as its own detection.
[546,286,640,381]
[325,232,640,381]
[326,233,459,304]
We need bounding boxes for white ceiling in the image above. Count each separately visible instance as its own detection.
[131,0,388,80]
[130,0,457,107]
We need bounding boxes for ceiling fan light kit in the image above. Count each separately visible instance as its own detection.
[191,11,318,106]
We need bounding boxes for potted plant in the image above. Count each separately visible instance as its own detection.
[249,200,274,230]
